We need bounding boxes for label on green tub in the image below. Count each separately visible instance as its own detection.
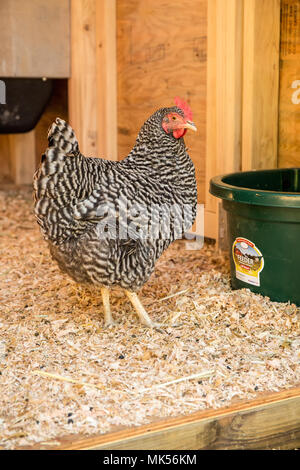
[232,237,264,286]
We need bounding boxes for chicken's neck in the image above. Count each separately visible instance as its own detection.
[122,135,192,183]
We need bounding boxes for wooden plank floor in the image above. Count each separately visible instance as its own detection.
[25,386,300,450]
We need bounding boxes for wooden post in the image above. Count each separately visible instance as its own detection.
[242,0,280,171]
[69,0,117,160]
[96,0,117,161]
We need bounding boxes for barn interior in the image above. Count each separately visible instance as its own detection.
[0,0,299,450]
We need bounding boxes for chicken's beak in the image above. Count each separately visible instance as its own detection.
[184,120,197,132]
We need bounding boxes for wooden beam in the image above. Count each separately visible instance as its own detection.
[68,0,98,157]
[215,0,243,176]
[23,387,300,450]
[96,0,117,160]
[205,0,243,242]
[242,0,280,170]
[69,0,117,160]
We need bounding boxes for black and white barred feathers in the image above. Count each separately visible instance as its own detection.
[33,106,197,291]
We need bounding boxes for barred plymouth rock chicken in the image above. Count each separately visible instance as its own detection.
[33,98,197,327]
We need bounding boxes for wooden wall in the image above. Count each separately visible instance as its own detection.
[1,0,299,245]
[278,0,300,168]
[116,0,207,203]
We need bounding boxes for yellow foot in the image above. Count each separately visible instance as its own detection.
[101,287,114,326]
[125,290,159,328]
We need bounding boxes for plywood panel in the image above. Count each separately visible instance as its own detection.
[0,0,70,78]
[117,0,207,202]
[278,0,300,168]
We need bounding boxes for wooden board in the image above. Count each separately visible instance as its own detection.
[68,0,117,160]
[68,0,98,157]
[116,0,207,202]
[0,0,70,78]
[278,0,300,168]
[96,0,118,161]
[242,0,280,171]
[24,387,300,450]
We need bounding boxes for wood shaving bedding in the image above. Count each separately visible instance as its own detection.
[0,187,299,449]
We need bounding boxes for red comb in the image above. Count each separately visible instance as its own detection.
[174,96,193,121]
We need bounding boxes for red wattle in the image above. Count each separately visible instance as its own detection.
[173,129,187,139]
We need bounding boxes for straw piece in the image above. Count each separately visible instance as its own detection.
[159,288,190,302]
[138,370,215,393]
[31,370,104,390]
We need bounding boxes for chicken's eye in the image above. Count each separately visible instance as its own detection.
[172,116,177,121]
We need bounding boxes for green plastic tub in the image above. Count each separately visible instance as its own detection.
[210,168,300,306]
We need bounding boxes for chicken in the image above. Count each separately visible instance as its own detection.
[33,97,197,327]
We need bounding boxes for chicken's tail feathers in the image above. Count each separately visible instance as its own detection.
[47,118,79,155]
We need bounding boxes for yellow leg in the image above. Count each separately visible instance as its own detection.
[126,290,158,327]
[101,287,114,326]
